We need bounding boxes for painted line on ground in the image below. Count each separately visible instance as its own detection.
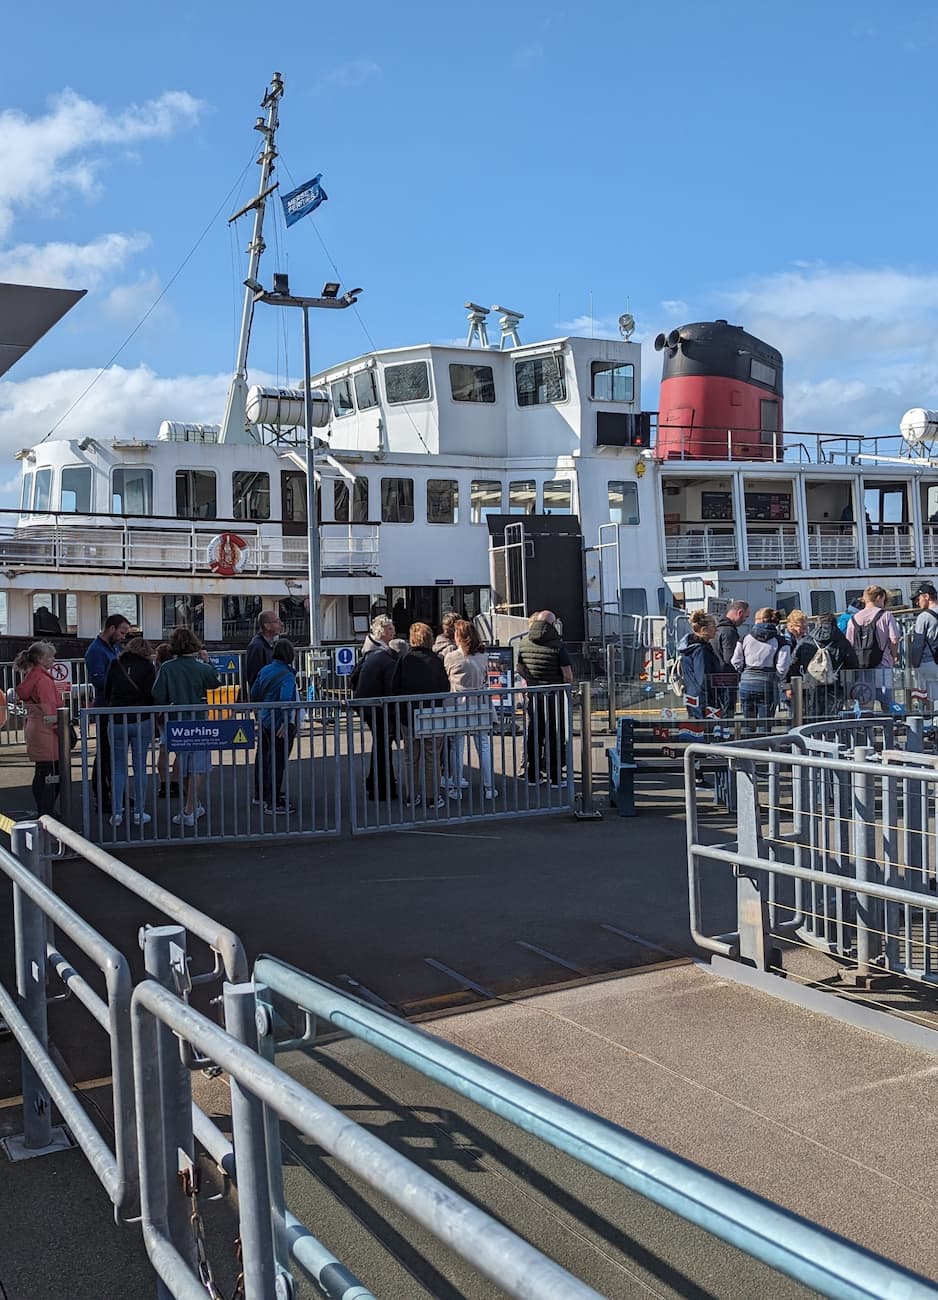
[424,957,496,1000]
[600,923,682,958]
[396,830,504,840]
[337,975,398,1013]
[515,940,586,974]
[359,873,486,884]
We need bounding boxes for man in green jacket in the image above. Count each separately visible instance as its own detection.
[153,627,220,826]
[516,611,573,786]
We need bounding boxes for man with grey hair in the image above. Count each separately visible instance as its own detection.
[361,614,395,657]
[516,609,574,785]
[245,609,282,690]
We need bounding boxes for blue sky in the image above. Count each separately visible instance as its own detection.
[3,1,938,501]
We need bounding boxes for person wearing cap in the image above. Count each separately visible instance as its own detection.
[910,582,938,707]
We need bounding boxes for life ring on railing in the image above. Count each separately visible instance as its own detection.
[207,532,249,576]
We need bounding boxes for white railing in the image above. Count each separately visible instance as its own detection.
[807,524,858,568]
[664,528,737,569]
[923,526,938,566]
[0,521,380,577]
[866,525,915,566]
[745,527,801,568]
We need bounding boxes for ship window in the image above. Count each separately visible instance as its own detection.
[61,466,92,513]
[233,471,270,521]
[33,468,52,513]
[449,363,496,403]
[844,587,903,609]
[509,480,536,514]
[162,594,203,640]
[427,479,458,524]
[102,594,140,627]
[354,370,379,410]
[543,479,572,513]
[810,590,836,615]
[384,362,430,405]
[751,358,777,388]
[112,467,153,516]
[334,477,369,523]
[20,472,33,511]
[381,477,414,523]
[175,469,217,521]
[223,595,263,642]
[620,588,647,615]
[515,355,566,406]
[591,361,634,402]
[470,480,502,523]
[608,481,639,525]
[775,593,801,616]
[330,377,355,418]
[760,399,780,442]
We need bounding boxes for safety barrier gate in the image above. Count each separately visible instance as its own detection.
[3,817,938,1296]
[686,717,938,981]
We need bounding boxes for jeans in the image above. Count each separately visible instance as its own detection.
[739,672,778,729]
[451,729,493,788]
[32,761,59,816]
[109,719,153,815]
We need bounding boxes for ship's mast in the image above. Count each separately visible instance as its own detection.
[218,71,284,444]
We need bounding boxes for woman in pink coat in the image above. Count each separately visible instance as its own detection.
[14,641,61,815]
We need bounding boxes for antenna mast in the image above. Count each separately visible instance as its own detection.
[218,71,284,444]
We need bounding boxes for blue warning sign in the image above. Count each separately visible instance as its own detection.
[209,653,242,675]
[334,646,356,677]
[165,719,255,751]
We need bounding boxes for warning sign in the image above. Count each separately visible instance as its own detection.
[209,653,242,676]
[165,719,255,752]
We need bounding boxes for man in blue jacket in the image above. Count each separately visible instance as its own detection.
[84,613,130,812]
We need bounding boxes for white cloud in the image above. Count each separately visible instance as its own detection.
[101,273,165,321]
[317,61,381,92]
[0,89,203,239]
[0,232,150,289]
[553,313,622,338]
[660,299,688,318]
[724,263,938,322]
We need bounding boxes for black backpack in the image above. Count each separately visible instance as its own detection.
[850,610,885,669]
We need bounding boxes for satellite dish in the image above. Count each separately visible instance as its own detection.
[618,312,635,340]
[899,407,938,448]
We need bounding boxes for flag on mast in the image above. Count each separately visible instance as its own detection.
[281,175,328,227]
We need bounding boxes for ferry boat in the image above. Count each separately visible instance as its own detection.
[2,71,936,657]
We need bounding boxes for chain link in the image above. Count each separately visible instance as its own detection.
[181,1167,243,1300]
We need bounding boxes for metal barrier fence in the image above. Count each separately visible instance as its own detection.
[686,729,938,982]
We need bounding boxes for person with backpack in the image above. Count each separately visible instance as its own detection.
[677,610,724,785]
[792,614,857,718]
[251,639,300,814]
[844,585,899,711]
[731,607,791,728]
[910,582,938,708]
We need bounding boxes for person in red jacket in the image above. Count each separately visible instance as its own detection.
[14,641,62,816]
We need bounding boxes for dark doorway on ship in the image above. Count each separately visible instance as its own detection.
[385,586,489,634]
[222,595,263,645]
[278,596,309,643]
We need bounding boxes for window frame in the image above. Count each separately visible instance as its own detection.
[334,477,369,524]
[427,478,459,525]
[232,470,270,521]
[448,362,496,404]
[470,479,502,524]
[384,361,431,406]
[20,471,34,512]
[508,480,536,515]
[112,466,154,517]
[33,467,53,513]
[590,360,635,403]
[608,480,640,525]
[161,594,204,640]
[542,479,572,514]
[175,468,218,521]
[61,465,93,513]
[354,369,379,411]
[380,477,415,523]
[514,354,567,408]
[330,376,355,419]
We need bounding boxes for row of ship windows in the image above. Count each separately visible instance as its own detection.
[328,357,635,416]
[20,466,641,526]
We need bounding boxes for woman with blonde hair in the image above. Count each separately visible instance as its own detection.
[444,619,498,800]
[14,641,61,816]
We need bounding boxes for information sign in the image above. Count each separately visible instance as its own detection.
[334,646,356,677]
[165,719,255,752]
[209,653,242,675]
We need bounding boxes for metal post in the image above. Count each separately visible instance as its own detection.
[56,704,73,827]
[11,820,52,1150]
[303,304,321,650]
[906,714,924,753]
[605,642,616,734]
[575,684,602,821]
[735,761,772,970]
[790,676,804,728]
[141,925,197,1282]
[850,747,879,977]
[222,983,280,1299]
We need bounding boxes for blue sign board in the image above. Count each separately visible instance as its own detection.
[165,719,255,752]
[334,646,356,677]
[209,653,242,675]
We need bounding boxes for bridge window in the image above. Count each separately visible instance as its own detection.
[162,594,203,640]
[175,470,217,521]
[384,361,430,405]
[470,480,502,523]
[509,480,536,514]
[354,370,379,410]
[233,471,270,521]
[334,477,369,523]
[113,467,153,516]
[449,363,495,403]
[33,467,52,513]
[543,479,572,513]
[591,361,634,402]
[381,477,414,523]
[515,355,566,406]
[61,466,92,513]
[608,481,639,525]
[20,471,33,511]
[330,377,354,418]
[427,479,458,524]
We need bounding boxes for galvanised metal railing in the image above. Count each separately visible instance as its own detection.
[252,957,938,1300]
[685,729,938,982]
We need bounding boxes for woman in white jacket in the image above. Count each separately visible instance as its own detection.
[443,620,498,800]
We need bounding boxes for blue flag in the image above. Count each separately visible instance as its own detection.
[281,175,328,227]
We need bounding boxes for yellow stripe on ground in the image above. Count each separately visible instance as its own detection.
[0,814,15,836]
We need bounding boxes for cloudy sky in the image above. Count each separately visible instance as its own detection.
[3,0,938,504]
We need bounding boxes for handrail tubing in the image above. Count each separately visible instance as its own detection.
[131,981,603,1300]
[253,958,935,1300]
[40,816,248,984]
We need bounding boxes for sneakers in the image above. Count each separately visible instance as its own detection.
[482,787,499,800]
[109,813,123,827]
[429,795,447,810]
[173,804,206,827]
[459,777,470,789]
[133,812,151,826]
[444,783,460,800]
[265,802,297,815]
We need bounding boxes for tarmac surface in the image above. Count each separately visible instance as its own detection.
[1,741,936,1296]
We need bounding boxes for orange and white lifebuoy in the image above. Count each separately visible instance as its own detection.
[207,532,249,576]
